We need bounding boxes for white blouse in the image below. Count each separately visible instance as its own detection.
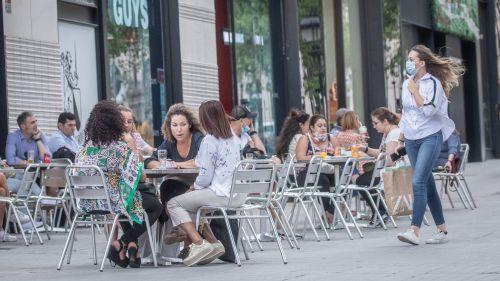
[399,73,455,141]
[193,133,241,197]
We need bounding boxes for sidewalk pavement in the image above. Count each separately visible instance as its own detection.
[1,160,499,281]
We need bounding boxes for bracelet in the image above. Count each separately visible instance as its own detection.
[249,131,257,136]
[33,138,41,142]
[398,139,404,143]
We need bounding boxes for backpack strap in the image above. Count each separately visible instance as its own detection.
[423,77,437,108]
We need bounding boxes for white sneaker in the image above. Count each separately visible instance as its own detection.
[21,221,43,233]
[258,232,277,242]
[0,230,17,242]
[397,229,420,245]
[197,241,225,265]
[425,231,448,244]
[183,240,214,267]
[9,212,30,224]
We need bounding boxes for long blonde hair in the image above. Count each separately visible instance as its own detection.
[411,45,465,97]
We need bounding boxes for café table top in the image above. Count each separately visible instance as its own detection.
[297,156,374,163]
[0,168,25,174]
[143,168,199,176]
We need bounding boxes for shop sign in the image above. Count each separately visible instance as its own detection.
[432,0,479,41]
[111,0,148,29]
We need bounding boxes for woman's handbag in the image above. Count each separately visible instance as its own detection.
[382,166,413,216]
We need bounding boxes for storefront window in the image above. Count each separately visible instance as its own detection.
[233,0,276,153]
[298,0,327,116]
[106,0,154,145]
[382,0,403,112]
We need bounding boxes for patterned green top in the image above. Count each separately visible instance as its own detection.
[75,141,144,223]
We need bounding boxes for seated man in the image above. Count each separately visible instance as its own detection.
[229,105,267,157]
[434,130,461,173]
[5,111,47,195]
[48,112,79,157]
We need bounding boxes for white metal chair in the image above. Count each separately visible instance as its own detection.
[282,156,330,242]
[57,165,158,271]
[434,144,476,210]
[344,154,397,229]
[195,159,285,266]
[30,159,73,243]
[0,164,44,246]
[312,158,364,239]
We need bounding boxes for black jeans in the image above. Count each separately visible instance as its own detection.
[355,171,385,217]
[119,189,163,245]
[296,169,336,215]
[159,179,190,223]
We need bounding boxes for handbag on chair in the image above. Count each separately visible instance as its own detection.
[382,166,413,217]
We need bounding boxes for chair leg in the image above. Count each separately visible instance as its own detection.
[455,176,474,210]
[364,190,387,230]
[444,178,455,209]
[276,201,300,249]
[237,219,250,260]
[375,190,397,228]
[331,199,353,240]
[459,175,477,208]
[23,202,43,245]
[220,209,241,266]
[99,216,119,272]
[11,206,30,246]
[90,215,98,265]
[266,209,287,264]
[452,177,469,209]
[299,198,320,242]
[144,213,158,267]
[57,216,78,270]
[242,211,263,251]
[271,203,295,249]
[66,219,78,264]
[240,225,255,253]
[310,197,330,240]
[341,197,363,238]
[4,205,13,241]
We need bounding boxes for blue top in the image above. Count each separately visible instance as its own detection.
[6,129,51,165]
[329,125,342,137]
[434,131,461,168]
[48,130,79,154]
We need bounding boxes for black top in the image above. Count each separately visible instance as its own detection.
[145,131,204,168]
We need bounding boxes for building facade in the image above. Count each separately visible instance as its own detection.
[1,0,498,160]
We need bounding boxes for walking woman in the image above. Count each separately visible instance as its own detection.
[397,45,464,245]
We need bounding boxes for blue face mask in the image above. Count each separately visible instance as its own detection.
[242,125,250,135]
[406,60,418,76]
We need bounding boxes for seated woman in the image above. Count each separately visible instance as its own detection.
[295,114,337,224]
[275,109,310,161]
[334,110,366,149]
[119,105,154,155]
[434,130,461,172]
[355,107,402,224]
[144,104,204,256]
[166,100,244,267]
[76,100,163,268]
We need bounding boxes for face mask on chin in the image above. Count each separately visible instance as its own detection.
[315,132,328,142]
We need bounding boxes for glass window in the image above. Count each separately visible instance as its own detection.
[233,0,276,153]
[106,0,154,145]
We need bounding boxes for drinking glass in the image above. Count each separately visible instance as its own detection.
[27,150,35,164]
[158,149,168,169]
[245,153,254,160]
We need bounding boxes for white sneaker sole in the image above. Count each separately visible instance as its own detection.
[425,239,448,244]
[397,234,419,245]
[197,247,225,265]
[183,246,213,267]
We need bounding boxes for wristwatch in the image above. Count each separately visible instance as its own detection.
[249,131,257,136]
[33,138,42,142]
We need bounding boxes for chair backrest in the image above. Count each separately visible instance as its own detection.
[335,158,357,194]
[14,164,40,200]
[274,155,295,200]
[457,144,469,174]
[368,153,386,188]
[42,161,72,197]
[228,159,276,207]
[300,156,323,190]
[65,165,112,214]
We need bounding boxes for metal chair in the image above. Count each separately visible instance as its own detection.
[0,164,44,246]
[30,159,73,243]
[195,159,285,266]
[434,144,476,210]
[57,165,158,271]
[282,156,330,242]
[312,158,364,239]
[344,154,397,229]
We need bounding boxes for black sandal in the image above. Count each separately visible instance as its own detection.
[127,243,141,268]
[108,240,129,268]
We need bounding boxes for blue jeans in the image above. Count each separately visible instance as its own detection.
[405,131,445,228]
